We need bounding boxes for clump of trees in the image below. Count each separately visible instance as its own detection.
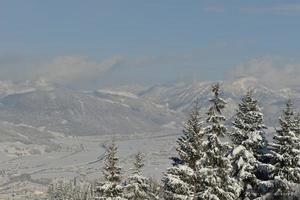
[162,84,300,200]
[47,179,93,200]
[47,142,159,200]
[47,83,300,200]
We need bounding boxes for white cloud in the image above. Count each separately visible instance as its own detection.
[226,57,300,89]
[0,53,124,87]
[39,55,124,85]
[267,4,300,14]
[243,3,300,15]
[0,52,196,87]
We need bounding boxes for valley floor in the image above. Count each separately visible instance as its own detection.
[0,129,179,199]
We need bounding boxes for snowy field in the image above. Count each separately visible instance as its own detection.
[0,129,179,199]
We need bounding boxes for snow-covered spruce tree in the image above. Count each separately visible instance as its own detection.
[124,152,158,200]
[162,102,204,199]
[231,90,267,158]
[292,112,300,136]
[176,101,203,170]
[269,99,300,198]
[148,178,162,198]
[163,164,195,200]
[196,83,241,200]
[230,90,268,199]
[47,180,83,200]
[47,181,72,200]
[94,141,125,200]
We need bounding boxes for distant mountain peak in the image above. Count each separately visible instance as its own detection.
[231,76,258,86]
[27,77,54,91]
[96,89,138,99]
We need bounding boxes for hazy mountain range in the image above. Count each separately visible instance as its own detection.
[137,77,300,126]
[0,77,298,144]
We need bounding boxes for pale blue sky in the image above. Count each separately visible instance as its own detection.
[1,0,300,88]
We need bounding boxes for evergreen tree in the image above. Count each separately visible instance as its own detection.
[95,141,125,200]
[232,90,267,157]
[176,101,203,169]
[47,181,72,200]
[163,164,195,200]
[162,102,204,199]
[269,99,300,198]
[196,83,241,200]
[124,152,159,200]
[47,180,91,200]
[230,90,268,199]
[292,112,300,136]
[148,178,162,199]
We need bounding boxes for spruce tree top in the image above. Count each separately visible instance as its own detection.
[175,101,203,168]
[233,90,266,132]
[206,83,227,136]
[184,101,202,135]
[132,152,145,175]
[270,99,300,186]
[103,141,122,183]
[232,90,267,151]
[277,99,294,136]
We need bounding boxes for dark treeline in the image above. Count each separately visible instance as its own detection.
[46,83,300,200]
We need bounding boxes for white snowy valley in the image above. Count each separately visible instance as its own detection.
[0,78,300,200]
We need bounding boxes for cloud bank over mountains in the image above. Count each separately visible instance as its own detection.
[39,55,124,86]
[0,54,124,88]
[1,52,300,91]
[226,57,300,89]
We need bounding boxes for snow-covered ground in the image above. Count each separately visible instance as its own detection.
[0,129,180,199]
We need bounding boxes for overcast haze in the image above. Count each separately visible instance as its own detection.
[1,0,300,89]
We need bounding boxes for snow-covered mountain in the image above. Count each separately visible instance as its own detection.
[0,81,181,138]
[137,77,299,125]
[0,78,53,98]
[0,77,298,141]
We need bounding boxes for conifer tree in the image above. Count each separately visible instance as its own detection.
[124,152,158,200]
[47,180,89,200]
[47,181,72,200]
[176,101,203,169]
[269,99,300,198]
[95,141,125,200]
[196,83,240,200]
[230,90,267,199]
[292,112,300,136]
[163,164,195,200]
[232,90,267,157]
[162,102,204,199]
